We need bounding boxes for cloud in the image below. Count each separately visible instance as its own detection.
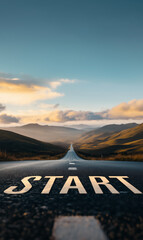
[0,77,20,81]
[60,79,75,84]
[53,104,60,109]
[0,114,20,124]
[0,74,76,105]
[38,103,60,109]
[108,99,143,119]
[49,81,62,89]
[0,103,6,112]
[43,99,143,122]
[8,99,143,125]
[11,78,20,81]
[0,80,64,105]
[0,73,142,124]
[0,72,20,81]
[49,79,75,89]
[45,110,104,122]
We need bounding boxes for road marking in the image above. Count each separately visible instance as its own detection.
[69,162,75,165]
[68,167,77,170]
[52,216,108,240]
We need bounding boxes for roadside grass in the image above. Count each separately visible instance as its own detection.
[75,150,143,162]
[0,151,66,161]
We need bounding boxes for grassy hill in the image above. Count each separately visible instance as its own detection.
[2,123,84,143]
[76,123,137,147]
[0,129,67,161]
[75,123,143,161]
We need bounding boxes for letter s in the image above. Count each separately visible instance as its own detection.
[4,176,42,194]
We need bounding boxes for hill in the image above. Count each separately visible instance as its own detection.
[76,123,137,147]
[75,123,143,161]
[0,129,67,161]
[1,124,84,143]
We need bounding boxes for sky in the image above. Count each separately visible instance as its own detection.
[0,0,143,126]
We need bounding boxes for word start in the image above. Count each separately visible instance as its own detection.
[4,176,142,195]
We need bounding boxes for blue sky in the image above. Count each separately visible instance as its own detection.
[0,0,143,125]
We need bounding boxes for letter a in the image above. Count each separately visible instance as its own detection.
[60,176,87,194]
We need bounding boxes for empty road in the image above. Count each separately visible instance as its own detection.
[0,145,143,240]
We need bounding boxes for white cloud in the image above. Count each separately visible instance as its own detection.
[108,99,143,119]
[49,78,75,89]
[49,81,62,89]
[11,78,20,81]
[0,79,64,105]
[0,74,76,106]
[0,82,64,105]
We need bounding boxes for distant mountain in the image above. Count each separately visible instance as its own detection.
[76,123,138,147]
[65,124,97,131]
[1,124,84,143]
[75,123,143,161]
[0,129,67,161]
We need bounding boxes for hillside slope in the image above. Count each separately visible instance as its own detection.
[75,123,143,161]
[0,129,67,161]
[76,123,137,147]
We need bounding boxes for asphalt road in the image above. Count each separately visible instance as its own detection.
[0,145,143,240]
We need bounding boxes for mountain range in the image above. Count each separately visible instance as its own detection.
[1,124,84,143]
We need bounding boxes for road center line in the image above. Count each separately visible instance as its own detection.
[69,162,75,165]
[68,167,77,170]
[52,216,108,240]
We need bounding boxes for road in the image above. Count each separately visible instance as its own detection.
[0,145,143,240]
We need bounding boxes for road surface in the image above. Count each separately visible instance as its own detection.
[0,145,143,240]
